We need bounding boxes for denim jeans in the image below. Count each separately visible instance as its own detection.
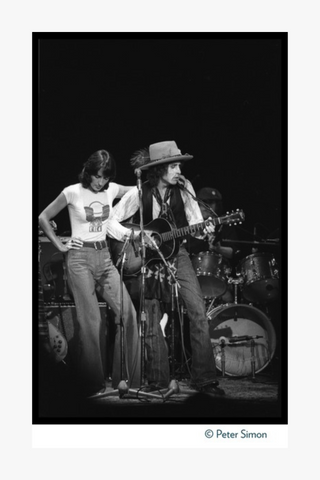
[144,299,170,388]
[176,246,217,387]
[66,247,141,393]
[141,246,217,388]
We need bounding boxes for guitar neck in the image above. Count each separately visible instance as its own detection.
[161,218,221,242]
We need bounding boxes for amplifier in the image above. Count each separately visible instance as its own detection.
[38,238,71,302]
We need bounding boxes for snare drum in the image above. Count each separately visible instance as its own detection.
[192,251,231,299]
[207,303,276,376]
[238,252,279,303]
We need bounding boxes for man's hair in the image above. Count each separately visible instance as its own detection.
[79,150,116,188]
[146,164,169,187]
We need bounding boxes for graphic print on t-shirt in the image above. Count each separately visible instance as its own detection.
[84,202,110,232]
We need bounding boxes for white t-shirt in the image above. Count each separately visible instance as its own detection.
[62,182,120,242]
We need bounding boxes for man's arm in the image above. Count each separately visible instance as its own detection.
[107,186,140,241]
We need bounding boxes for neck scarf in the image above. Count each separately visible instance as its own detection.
[152,186,176,227]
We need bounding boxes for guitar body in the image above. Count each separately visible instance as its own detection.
[38,235,68,364]
[110,219,179,276]
[47,319,68,362]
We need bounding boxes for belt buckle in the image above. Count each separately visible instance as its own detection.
[94,241,102,250]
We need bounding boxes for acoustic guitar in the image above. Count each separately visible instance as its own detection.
[110,210,244,276]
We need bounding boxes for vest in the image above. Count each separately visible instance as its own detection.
[133,181,188,228]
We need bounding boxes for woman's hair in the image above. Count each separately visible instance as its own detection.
[79,150,116,188]
[146,164,169,187]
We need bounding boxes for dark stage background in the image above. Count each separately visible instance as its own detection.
[37,35,285,260]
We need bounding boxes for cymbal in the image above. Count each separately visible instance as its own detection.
[221,239,280,247]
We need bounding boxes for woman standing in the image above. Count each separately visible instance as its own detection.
[39,149,141,396]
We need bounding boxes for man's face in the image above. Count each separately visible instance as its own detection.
[161,162,182,186]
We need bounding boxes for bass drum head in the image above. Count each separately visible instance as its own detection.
[208,304,276,376]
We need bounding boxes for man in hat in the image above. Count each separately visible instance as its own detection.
[107,141,225,396]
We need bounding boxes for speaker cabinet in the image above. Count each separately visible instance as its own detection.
[39,238,71,302]
[45,302,115,378]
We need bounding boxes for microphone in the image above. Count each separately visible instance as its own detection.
[177,175,186,189]
[135,168,142,193]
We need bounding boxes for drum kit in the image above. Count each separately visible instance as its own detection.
[191,242,280,378]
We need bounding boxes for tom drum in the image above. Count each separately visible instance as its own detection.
[192,251,231,299]
[238,252,279,303]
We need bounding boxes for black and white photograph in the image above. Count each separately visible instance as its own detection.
[34,33,287,425]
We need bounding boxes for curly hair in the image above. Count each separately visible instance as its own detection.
[79,150,116,189]
[146,164,169,187]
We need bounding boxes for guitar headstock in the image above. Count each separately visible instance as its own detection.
[221,209,245,226]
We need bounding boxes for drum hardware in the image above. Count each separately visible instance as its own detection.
[222,239,280,247]
[208,303,276,377]
[213,334,264,379]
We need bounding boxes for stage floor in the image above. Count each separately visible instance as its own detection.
[36,363,285,422]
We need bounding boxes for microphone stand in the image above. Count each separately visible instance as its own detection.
[89,233,132,399]
[115,170,179,401]
[146,235,181,379]
[179,182,218,218]
[135,168,147,386]
[89,173,180,402]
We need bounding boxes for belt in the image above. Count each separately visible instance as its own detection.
[82,240,107,250]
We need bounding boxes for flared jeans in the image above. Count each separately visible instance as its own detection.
[66,247,141,394]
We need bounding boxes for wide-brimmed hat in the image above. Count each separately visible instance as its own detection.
[130,141,193,171]
[197,187,223,202]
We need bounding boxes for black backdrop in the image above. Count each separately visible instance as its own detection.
[37,34,286,259]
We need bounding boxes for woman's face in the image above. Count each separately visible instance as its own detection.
[89,168,110,193]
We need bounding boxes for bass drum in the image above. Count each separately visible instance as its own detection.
[207,303,276,376]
